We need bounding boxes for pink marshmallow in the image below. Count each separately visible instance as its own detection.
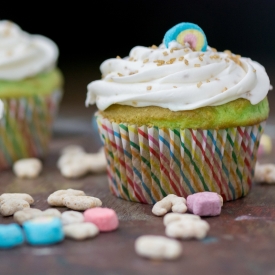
[84,207,119,232]
[187,192,222,216]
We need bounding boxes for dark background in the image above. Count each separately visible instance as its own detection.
[1,0,275,119]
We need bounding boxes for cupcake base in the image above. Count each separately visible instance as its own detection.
[96,113,265,204]
[0,90,62,170]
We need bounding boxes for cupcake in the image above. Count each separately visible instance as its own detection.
[0,20,63,170]
[86,22,270,204]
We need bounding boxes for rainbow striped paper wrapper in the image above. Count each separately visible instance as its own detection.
[96,113,265,204]
[0,90,62,170]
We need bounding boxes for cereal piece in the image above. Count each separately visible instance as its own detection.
[23,217,64,245]
[13,158,42,179]
[0,224,24,248]
[165,219,210,239]
[163,213,201,226]
[63,223,99,240]
[60,145,86,156]
[152,194,187,216]
[84,207,118,232]
[254,162,275,184]
[186,192,223,216]
[63,196,102,211]
[58,147,107,178]
[0,198,30,216]
[42,208,62,218]
[86,148,107,173]
[14,208,42,224]
[0,193,34,205]
[59,154,91,178]
[135,235,182,260]
[47,189,86,206]
[61,211,84,225]
[57,149,86,169]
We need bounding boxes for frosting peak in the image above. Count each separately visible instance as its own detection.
[0,20,58,80]
[86,41,270,111]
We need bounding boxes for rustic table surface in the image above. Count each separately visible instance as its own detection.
[0,63,275,275]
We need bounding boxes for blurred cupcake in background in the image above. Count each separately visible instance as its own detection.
[0,20,63,170]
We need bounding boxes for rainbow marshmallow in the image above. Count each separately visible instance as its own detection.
[164,22,208,51]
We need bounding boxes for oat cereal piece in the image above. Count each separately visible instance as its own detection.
[62,196,102,211]
[0,198,30,216]
[0,193,34,205]
[63,223,99,240]
[13,158,42,179]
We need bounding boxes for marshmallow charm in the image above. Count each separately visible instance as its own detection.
[164,22,208,51]
[187,192,223,216]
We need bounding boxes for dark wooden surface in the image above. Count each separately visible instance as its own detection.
[0,63,275,275]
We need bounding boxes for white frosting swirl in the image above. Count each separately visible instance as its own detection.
[86,41,270,111]
[0,20,58,80]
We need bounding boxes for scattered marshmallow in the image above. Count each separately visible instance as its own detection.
[254,162,275,184]
[57,145,107,179]
[63,196,102,211]
[23,217,64,245]
[84,207,118,232]
[63,223,99,240]
[0,224,24,249]
[47,189,86,207]
[187,192,223,216]
[152,194,187,216]
[165,219,210,240]
[61,211,84,225]
[13,158,42,179]
[135,235,182,260]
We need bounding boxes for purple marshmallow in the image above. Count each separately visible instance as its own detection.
[187,192,222,216]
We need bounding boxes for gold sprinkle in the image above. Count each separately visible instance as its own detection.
[197,82,202,88]
[235,54,241,59]
[154,60,165,66]
[166,58,176,64]
[147,86,152,90]
[210,55,220,59]
[199,56,203,61]
[116,56,121,59]
[215,78,220,81]
[151,45,158,49]
[163,51,168,56]
[184,48,189,52]
[224,50,232,55]
[132,101,138,106]
[253,69,256,73]
[173,86,177,88]
[206,79,210,83]
[225,58,229,62]
[178,56,184,61]
[129,57,134,61]
[184,59,189,65]
[211,47,217,52]
[222,87,228,92]
[143,59,149,63]
[194,64,201,67]
[117,73,124,77]
[199,53,205,57]
[129,71,138,75]
[170,47,179,53]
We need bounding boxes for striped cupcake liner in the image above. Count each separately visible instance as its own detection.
[0,90,62,170]
[96,113,265,204]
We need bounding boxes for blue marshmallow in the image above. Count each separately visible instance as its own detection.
[23,217,64,245]
[0,224,24,248]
